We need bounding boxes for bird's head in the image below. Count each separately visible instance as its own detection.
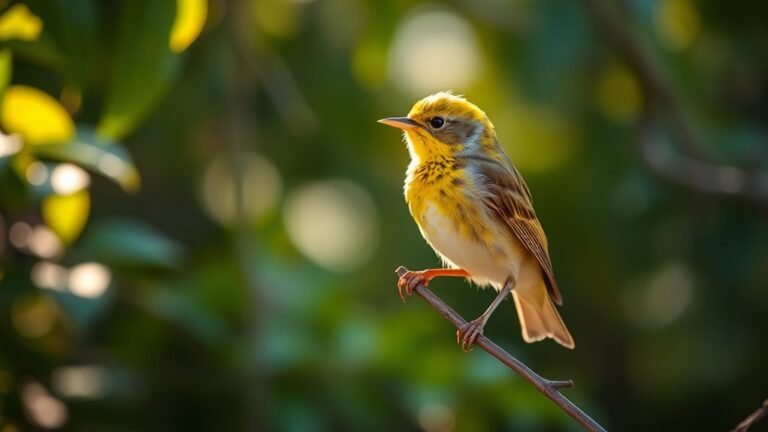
[379,91,497,161]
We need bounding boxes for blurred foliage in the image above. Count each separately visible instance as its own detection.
[0,0,767,431]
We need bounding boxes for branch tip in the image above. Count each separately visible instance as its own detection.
[548,380,575,390]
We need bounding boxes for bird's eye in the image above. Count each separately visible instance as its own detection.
[429,117,445,129]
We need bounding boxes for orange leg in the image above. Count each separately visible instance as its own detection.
[456,276,514,352]
[396,268,470,302]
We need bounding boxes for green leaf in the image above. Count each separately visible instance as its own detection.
[77,219,185,269]
[97,0,179,139]
[26,0,97,87]
[144,287,230,347]
[32,127,141,192]
[0,35,65,69]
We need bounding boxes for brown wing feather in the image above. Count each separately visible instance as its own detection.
[471,156,563,305]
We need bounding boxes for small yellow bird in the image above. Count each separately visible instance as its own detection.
[379,91,574,351]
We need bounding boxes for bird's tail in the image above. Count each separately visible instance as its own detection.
[512,280,575,349]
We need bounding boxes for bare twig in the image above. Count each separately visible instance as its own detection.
[732,399,768,432]
[582,0,768,204]
[395,266,607,432]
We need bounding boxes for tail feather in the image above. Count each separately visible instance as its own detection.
[512,283,575,349]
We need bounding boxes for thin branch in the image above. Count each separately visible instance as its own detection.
[228,11,317,135]
[581,0,706,158]
[226,1,271,430]
[582,0,768,204]
[732,399,768,432]
[638,123,768,201]
[395,267,607,432]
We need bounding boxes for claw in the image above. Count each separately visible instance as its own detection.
[456,318,485,352]
[396,270,426,302]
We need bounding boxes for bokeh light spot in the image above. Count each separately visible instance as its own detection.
[21,382,68,429]
[656,0,700,51]
[31,261,68,291]
[418,403,456,432]
[623,262,694,329]
[50,163,90,195]
[596,64,642,123]
[11,295,59,339]
[59,86,82,115]
[283,179,378,272]
[25,161,49,186]
[201,153,283,226]
[716,166,747,193]
[250,0,304,39]
[51,366,109,399]
[0,130,22,157]
[28,225,63,259]
[388,8,483,96]
[9,221,31,249]
[496,103,577,173]
[352,39,388,89]
[68,263,111,298]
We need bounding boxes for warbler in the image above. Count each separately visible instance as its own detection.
[379,92,574,351]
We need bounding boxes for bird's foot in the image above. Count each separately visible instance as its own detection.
[396,269,427,303]
[456,317,486,352]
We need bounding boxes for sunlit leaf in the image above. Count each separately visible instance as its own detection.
[33,128,141,192]
[0,85,75,145]
[42,189,90,244]
[78,219,184,269]
[170,0,207,53]
[0,49,10,98]
[0,4,42,41]
[97,0,178,139]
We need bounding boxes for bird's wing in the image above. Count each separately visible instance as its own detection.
[472,156,563,305]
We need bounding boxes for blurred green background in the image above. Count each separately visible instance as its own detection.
[0,0,767,430]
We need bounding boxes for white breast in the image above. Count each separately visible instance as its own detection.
[418,202,524,290]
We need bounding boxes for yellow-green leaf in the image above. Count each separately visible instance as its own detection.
[0,49,11,98]
[170,0,207,53]
[42,189,90,244]
[0,4,43,41]
[1,85,75,145]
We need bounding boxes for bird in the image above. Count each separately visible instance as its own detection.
[379,91,574,351]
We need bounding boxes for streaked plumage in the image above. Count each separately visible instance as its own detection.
[381,91,574,350]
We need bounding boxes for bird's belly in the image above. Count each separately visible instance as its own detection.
[417,202,524,289]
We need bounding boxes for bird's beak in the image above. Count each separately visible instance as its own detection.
[377,117,421,130]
